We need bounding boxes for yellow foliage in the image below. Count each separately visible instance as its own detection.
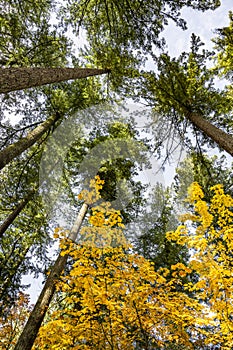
[167,182,233,348]
[77,175,105,205]
[36,243,208,349]
[35,182,233,349]
[80,200,127,248]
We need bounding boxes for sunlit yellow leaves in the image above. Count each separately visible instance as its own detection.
[170,263,192,278]
[54,176,127,250]
[35,181,233,349]
[36,243,206,349]
[210,184,233,229]
[80,201,127,248]
[89,210,105,227]
[187,181,204,201]
[35,190,208,350]
[89,203,124,228]
[166,225,188,245]
[167,182,233,348]
[53,226,67,240]
[77,175,105,205]
[36,245,209,349]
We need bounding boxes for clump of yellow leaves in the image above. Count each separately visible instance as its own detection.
[53,175,126,247]
[80,201,127,248]
[77,175,105,205]
[79,175,126,247]
[34,182,233,349]
[53,176,105,241]
[167,182,233,349]
[35,242,208,350]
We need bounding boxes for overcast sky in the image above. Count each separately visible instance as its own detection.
[164,0,232,55]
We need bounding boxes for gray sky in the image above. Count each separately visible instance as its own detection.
[164,0,232,55]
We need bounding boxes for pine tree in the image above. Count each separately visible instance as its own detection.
[139,35,233,156]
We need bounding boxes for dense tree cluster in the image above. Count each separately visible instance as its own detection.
[0,0,233,349]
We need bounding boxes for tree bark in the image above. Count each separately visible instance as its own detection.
[14,202,89,350]
[0,67,110,94]
[0,113,62,171]
[185,110,233,157]
[0,189,35,238]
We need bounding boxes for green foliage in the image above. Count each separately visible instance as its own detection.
[42,76,105,116]
[58,0,221,93]
[78,42,142,97]
[65,121,148,225]
[61,0,220,55]
[212,12,233,131]
[174,153,233,207]
[136,34,233,155]
[0,154,50,316]
[141,35,226,118]
[0,0,70,67]
[213,11,233,80]
[132,183,189,271]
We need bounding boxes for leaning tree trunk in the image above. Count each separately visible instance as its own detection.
[185,110,233,157]
[0,189,35,238]
[0,112,62,170]
[14,202,89,350]
[0,68,110,171]
[0,67,110,94]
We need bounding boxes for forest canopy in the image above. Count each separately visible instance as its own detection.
[0,1,233,349]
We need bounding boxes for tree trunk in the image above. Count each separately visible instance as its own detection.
[185,110,233,157]
[0,67,110,94]
[14,202,89,350]
[0,112,62,170]
[0,189,35,238]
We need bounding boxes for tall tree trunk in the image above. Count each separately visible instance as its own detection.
[0,112,61,170]
[0,189,35,238]
[14,203,89,350]
[0,67,110,94]
[185,110,233,157]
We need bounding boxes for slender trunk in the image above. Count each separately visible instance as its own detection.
[14,203,89,350]
[185,110,233,157]
[0,113,61,170]
[0,189,35,238]
[0,67,110,94]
